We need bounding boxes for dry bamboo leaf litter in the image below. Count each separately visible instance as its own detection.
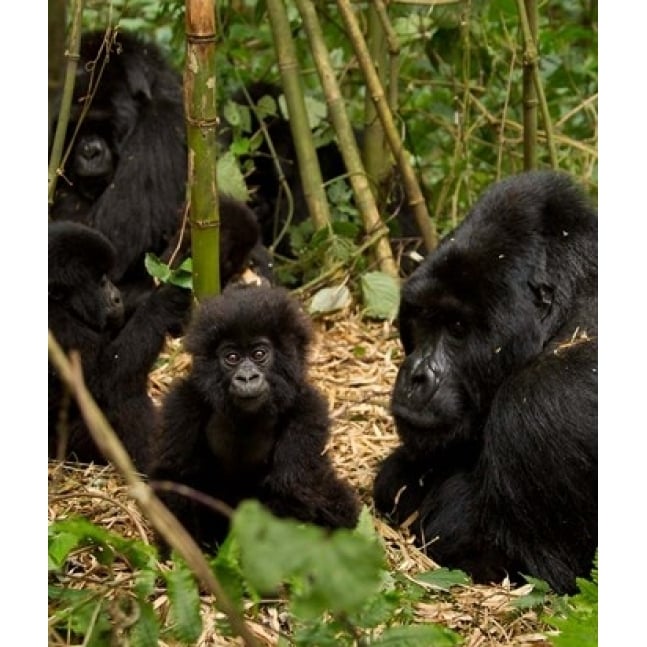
[50,309,557,646]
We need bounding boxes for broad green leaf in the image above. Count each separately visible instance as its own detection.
[232,501,318,592]
[128,601,159,647]
[48,530,81,571]
[134,569,157,598]
[511,575,551,609]
[296,529,384,617]
[308,285,352,315]
[360,271,401,322]
[372,624,462,646]
[412,567,471,591]
[145,253,172,283]
[166,559,202,643]
[144,253,193,290]
[217,151,249,202]
[256,94,278,119]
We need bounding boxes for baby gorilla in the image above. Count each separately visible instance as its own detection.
[150,285,360,551]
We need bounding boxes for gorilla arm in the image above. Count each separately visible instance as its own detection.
[260,385,361,529]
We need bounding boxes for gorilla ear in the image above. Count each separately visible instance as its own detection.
[528,280,554,320]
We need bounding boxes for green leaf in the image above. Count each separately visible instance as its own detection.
[511,574,551,609]
[372,624,462,646]
[145,253,172,283]
[217,151,249,202]
[256,94,278,119]
[223,99,246,128]
[412,567,471,591]
[48,530,81,571]
[48,586,113,644]
[165,558,203,643]
[360,271,401,322]
[127,601,160,647]
[232,501,386,619]
[354,505,380,543]
[232,501,317,592]
[145,253,193,290]
[308,285,352,315]
[134,569,157,599]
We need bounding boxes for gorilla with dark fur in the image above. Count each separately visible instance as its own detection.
[373,170,597,594]
[48,221,191,472]
[149,285,360,551]
[49,30,263,302]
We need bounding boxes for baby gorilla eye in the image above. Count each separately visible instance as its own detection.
[224,351,241,366]
[251,347,268,362]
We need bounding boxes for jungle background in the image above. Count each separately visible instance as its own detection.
[43,0,609,645]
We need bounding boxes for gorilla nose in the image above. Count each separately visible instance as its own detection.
[407,354,441,396]
[81,141,103,160]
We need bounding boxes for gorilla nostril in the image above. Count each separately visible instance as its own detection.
[82,142,102,159]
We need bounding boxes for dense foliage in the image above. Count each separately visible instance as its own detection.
[74,0,597,294]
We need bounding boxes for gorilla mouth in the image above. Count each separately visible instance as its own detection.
[391,399,448,431]
[232,392,270,413]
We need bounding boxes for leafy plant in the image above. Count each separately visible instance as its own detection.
[49,504,467,645]
[545,556,598,647]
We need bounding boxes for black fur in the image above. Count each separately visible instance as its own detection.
[48,221,191,471]
[49,30,262,301]
[149,285,360,551]
[373,170,597,594]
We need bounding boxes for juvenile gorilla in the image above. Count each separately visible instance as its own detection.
[373,170,597,594]
[48,221,191,472]
[49,31,263,301]
[149,286,360,550]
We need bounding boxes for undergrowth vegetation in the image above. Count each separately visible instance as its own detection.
[49,500,598,646]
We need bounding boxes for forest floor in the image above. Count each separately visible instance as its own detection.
[48,309,559,646]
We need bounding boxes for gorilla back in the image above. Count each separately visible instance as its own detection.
[373,170,597,594]
[49,31,263,301]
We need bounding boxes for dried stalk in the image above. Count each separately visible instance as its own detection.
[266,0,331,231]
[48,330,260,647]
[336,0,438,251]
[294,0,398,278]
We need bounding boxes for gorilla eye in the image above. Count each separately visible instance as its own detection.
[447,319,467,338]
[224,351,241,366]
[251,348,267,362]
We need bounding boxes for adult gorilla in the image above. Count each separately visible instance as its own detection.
[373,170,597,594]
[49,30,262,303]
[48,221,191,472]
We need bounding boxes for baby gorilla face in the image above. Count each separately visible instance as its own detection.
[219,337,274,412]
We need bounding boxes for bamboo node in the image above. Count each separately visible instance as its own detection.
[192,219,221,230]
[185,33,217,44]
[186,115,220,129]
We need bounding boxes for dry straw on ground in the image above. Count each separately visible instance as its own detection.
[49,308,556,646]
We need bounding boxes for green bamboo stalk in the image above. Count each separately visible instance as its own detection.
[265,0,331,231]
[336,0,437,251]
[185,1,220,300]
[372,0,401,115]
[362,2,390,196]
[517,0,557,168]
[520,0,537,169]
[294,0,398,278]
[47,0,84,208]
